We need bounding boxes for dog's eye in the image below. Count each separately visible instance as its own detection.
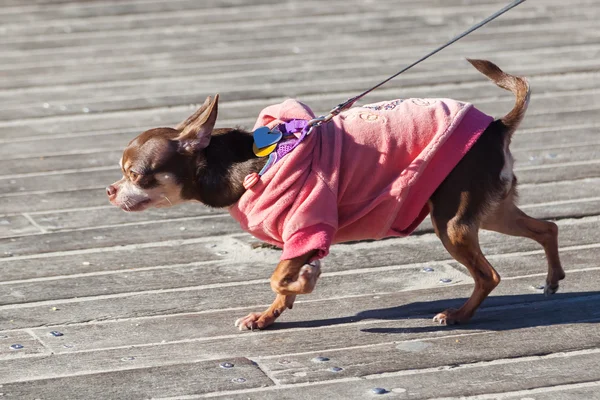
[129,171,141,181]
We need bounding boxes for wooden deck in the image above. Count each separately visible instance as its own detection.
[1,0,600,398]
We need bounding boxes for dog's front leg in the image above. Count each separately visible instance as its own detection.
[234,251,321,330]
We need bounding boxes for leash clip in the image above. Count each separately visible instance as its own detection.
[306,99,356,134]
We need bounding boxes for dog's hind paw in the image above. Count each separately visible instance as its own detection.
[433,308,469,325]
[543,283,560,296]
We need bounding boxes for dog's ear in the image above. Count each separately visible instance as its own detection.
[176,94,219,153]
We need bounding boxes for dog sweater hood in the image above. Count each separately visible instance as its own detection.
[229,98,493,260]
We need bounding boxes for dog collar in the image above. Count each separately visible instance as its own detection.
[254,119,311,176]
[242,119,311,190]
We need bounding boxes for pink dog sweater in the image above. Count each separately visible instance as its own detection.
[229,98,494,260]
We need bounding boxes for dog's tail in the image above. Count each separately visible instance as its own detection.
[467,59,530,139]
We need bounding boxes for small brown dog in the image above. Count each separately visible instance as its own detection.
[108,60,564,330]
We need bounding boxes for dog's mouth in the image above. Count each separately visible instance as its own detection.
[119,199,152,212]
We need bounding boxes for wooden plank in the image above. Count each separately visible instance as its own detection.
[1,0,598,397]
[0,330,46,359]
[0,169,122,195]
[0,215,39,238]
[0,30,596,94]
[0,150,123,175]
[2,155,598,204]
[0,236,238,281]
[3,12,598,60]
[2,41,598,90]
[0,214,241,258]
[0,263,468,329]
[22,187,596,235]
[26,203,226,232]
[1,68,598,121]
[2,141,598,182]
[1,2,594,49]
[498,383,600,400]
[215,352,600,399]
[1,85,597,145]
[455,245,600,279]
[0,270,597,384]
[2,233,596,307]
[2,0,590,38]
[0,198,597,281]
[0,177,598,255]
[516,160,600,184]
[8,248,598,351]
[259,320,600,386]
[0,217,598,330]
[0,122,596,164]
[0,357,274,399]
[0,188,109,215]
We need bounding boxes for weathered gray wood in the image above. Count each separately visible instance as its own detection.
[2,140,596,176]
[26,203,226,232]
[1,49,597,108]
[0,263,469,329]
[0,235,243,281]
[0,269,596,388]
[2,228,596,307]
[0,214,241,258]
[1,71,598,121]
[0,122,595,165]
[1,71,596,141]
[0,215,39,238]
[0,330,46,359]
[215,352,600,399]
[2,148,598,197]
[1,0,598,397]
[2,42,597,90]
[516,161,600,184]
[0,188,109,215]
[499,384,600,400]
[260,319,600,385]
[1,231,598,331]
[0,150,123,175]
[2,0,590,37]
[3,13,598,64]
[0,356,273,399]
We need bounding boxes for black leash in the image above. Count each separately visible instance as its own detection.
[307,0,527,131]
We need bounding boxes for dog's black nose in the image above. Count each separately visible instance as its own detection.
[106,185,117,199]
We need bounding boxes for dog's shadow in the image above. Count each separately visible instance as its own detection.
[273,291,600,333]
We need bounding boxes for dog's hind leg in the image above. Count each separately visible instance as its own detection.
[430,206,501,325]
[481,190,564,295]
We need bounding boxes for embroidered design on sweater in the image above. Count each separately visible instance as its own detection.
[361,99,404,111]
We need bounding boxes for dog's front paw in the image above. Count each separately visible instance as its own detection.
[433,308,470,325]
[234,312,275,331]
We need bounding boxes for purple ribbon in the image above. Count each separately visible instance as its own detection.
[258,119,311,176]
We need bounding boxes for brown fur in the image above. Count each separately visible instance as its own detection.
[108,59,564,329]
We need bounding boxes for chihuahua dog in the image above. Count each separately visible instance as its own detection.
[108,60,564,330]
